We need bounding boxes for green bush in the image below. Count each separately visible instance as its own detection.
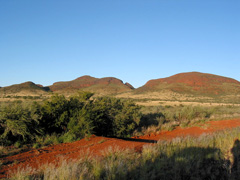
[67,106,94,139]
[66,96,141,138]
[0,103,42,145]
[90,97,141,137]
[40,94,70,134]
[32,142,41,149]
[14,141,22,148]
[59,132,77,143]
[40,92,94,135]
[0,92,141,146]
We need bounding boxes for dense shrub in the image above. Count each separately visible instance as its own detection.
[0,103,42,145]
[68,97,141,138]
[0,92,141,146]
[93,97,141,137]
[40,94,70,134]
[67,105,94,139]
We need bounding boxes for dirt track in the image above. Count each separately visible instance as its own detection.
[1,118,240,179]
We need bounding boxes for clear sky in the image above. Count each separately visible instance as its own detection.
[0,0,239,88]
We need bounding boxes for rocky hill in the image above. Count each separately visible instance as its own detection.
[48,76,134,95]
[137,72,240,96]
[2,72,240,100]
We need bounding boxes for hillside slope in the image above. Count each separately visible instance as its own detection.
[137,72,240,96]
[48,75,134,95]
[0,81,49,96]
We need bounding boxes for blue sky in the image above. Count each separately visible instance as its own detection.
[0,0,239,88]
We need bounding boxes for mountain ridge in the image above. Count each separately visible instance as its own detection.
[1,72,240,97]
[48,76,134,95]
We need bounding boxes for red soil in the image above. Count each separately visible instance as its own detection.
[1,118,240,179]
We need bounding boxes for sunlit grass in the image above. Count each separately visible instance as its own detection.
[8,127,240,180]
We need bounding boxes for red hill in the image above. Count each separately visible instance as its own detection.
[138,72,240,95]
[48,76,134,95]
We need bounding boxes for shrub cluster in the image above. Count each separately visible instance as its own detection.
[1,94,239,147]
[138,105,213,133]
[0,92,141,146]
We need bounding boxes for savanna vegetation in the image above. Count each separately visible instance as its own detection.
[0,92,141,149]
[8,127,240,180]
[136,104,240,136]
[0,91,240,150]
[1,92,240,179]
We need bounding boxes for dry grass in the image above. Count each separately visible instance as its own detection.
[8,127,240,180]
[136,100,240,107]
[116,90,196,100]
[116,90,240,106]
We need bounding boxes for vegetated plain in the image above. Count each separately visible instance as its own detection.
[1,72,240,179]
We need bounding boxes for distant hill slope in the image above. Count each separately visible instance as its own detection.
[0,82,49,96]
[2,72,240,100]
[48,75,134,95]
[137,72,240,96]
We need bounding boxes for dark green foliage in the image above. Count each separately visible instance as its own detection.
[40,92,95,135]
[140,112,165,127]
[89,97,115,136]
[67,105,94,139]
[0,92,141,146]
[0,103,42,145]
[40,94,70,133]
[112,99,141,137]
[67,96,141,138]
[90,97,141,137]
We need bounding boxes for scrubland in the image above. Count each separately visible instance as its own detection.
[1,92,240,179]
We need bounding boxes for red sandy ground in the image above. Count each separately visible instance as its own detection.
[1,118,240,179]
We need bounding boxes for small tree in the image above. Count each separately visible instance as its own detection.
[40,94,70,134]
[67,105,94,139]
[89,97,141,137]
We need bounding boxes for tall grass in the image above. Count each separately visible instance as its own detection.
[138,104,240,135]
[8,127,240,180]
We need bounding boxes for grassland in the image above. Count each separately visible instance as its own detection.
[116,89,240,107]
[8,127,240,180]
[1,90,240,179]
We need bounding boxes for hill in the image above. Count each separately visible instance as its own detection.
[2,72,240,102]
[48,75,134,95]
[0,81,49,96]
[137,72,240,96]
